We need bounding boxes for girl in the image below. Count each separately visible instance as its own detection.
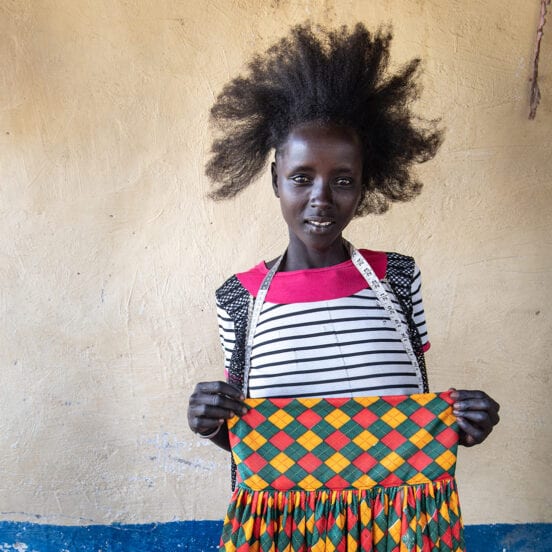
[188,23,500,551]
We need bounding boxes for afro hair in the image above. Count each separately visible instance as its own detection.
[206,22,443,216]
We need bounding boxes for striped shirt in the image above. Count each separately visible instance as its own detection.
[217,251,429,399]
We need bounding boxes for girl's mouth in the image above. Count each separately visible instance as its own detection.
[304,218,336,232]
[306,220,333,228]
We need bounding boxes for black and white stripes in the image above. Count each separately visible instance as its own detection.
[217,267,428,398]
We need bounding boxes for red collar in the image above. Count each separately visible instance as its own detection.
[236,249,387,304]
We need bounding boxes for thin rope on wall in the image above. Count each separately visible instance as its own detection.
[529,0,551,119]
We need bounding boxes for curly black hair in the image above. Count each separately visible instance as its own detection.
[206,22,442,216]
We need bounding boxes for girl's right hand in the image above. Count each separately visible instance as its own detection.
[187,381,247,437]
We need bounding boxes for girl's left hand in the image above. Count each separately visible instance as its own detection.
[449,389,500,447]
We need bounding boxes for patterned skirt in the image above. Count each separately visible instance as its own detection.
[221,392,465,551]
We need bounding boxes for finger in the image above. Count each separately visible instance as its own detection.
[208,392,248,415]
[192,417,225,435]
[453,397,494,412]
[192,403,243,420]
[454,402,500,427]
[190,383,247,414]
[456,417,480,447]
[190,393,246,418]
[450,390,500,414]
[450,389,487,401]
[454,410,494,429]
[456,416,490,446]
[476,402,501,426]
[197,381,244,400]
[188,397,234,426]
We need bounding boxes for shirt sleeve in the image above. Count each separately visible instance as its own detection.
[216,300,236,378]
[410,264,430,352]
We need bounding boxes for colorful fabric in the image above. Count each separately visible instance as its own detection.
[221,392,464,551]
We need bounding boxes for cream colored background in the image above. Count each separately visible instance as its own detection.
[1,0,551,527]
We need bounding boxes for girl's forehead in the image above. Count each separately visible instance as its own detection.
[276,122,363,164]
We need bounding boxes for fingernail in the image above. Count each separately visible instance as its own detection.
[241,407,248,415]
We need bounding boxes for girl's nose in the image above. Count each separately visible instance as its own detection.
[310,179,332,207]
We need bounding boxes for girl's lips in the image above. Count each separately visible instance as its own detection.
[304,218,335,231]
[306,220,333,227]
[305,216,335,225]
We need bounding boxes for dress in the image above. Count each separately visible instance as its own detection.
[215,250,464,551]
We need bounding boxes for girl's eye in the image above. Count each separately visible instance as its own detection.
[335,177,353,187]
[291,175,311,185]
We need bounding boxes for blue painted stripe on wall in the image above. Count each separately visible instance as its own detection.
[0,521,550,551]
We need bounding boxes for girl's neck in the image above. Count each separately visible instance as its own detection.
[279,237,350,271]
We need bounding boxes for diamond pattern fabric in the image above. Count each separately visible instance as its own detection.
[221,392,464,551]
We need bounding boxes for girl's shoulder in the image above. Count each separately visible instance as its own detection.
[215,274,250,314]
[215,250,420,320]
[385,251,417,277]
[216,249,418,305]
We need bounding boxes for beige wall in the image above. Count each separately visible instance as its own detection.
[1,0,551,526]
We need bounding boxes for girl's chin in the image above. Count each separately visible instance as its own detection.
[293,232,344,251]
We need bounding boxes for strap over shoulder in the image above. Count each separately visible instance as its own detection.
[216,275,251,316]
[385,252,415,307]
[216,275,252,491]
[385,252,429,392]
[215,275,251,391]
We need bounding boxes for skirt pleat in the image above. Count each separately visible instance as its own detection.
[220,479,464,552]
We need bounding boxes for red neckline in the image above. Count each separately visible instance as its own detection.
[236,249,388,304]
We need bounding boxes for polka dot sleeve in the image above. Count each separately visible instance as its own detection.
[216,301,236,378]
[410,264,430,351]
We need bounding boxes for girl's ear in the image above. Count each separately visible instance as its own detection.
[271,162,279,198]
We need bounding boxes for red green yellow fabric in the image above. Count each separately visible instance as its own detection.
[221,392,464,551]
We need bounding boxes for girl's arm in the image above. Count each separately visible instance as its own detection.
[187,297,245,451]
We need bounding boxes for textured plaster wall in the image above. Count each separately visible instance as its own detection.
[1,0,551,528]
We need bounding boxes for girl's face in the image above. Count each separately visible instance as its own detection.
[271,122,363,257]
